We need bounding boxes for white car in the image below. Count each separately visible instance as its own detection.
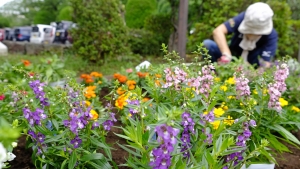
[30,24,56,44]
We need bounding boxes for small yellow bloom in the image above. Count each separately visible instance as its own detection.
[224,116,234,126]
[291,106,300,113]
[98,81,102,84]
[263,88,268,94]
[279,98,288,107]
[85,101,91,107]
[211,120,220,130]
[227,96,235,99]
[90,109,99,120]
[225,77,235,85]
[214,77,221,82]
[220,85,228,91]
[253,89,258,95]
[203,111,208,115]
[214,108,225,117]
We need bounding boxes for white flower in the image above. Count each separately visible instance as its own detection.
[11,142,17,148]
[0,143,7,163]
[6,152,16,162]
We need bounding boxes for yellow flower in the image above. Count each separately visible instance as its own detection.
[291,106,300,113]
[279,98,288,107]
[90,109,99,120]
[224,116,234,126]
[220,85,228,91]
[253,89,258,95]
[263,88,268,94]
[127,113,132,119]
[221,102,228,111]
[203,111,208,115]
[85,101,91,107]
[214,108,225,117]
[225,77,235,85]
[227,96,235,99]
[214,77,221,82]
[211,120,220,130]
[98,81,102,84]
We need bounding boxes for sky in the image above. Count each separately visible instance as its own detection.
[0,0,14,7]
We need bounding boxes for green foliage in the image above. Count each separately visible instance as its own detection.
[125,0,157,28]
[128,29,161,56]
[70,0,130,63]
[57,6,73,21]
[0,14,10,28]
[266,0,298,58]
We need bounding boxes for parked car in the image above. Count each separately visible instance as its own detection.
[0,29,5,41]
[5,28,11,40]
[30,24,55,44]
[53,21,73,44]
[13,27,31,42]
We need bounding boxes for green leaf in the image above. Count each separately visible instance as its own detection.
[88,161,111,169]
[272,124,300,145]
[52,119,59,130]
[68,151,77,169]
[60,159,67,169]
[46,68,54,79]
[81,153,105,161]
[44,132,65,144]
[117,143,142,157]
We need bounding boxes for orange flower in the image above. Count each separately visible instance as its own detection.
[29,72,35,77]
[80,74,89,79]
[118,75,127,83]
[155,80,161,87]
[115,94,128,109]
[126,80,136,90]
[142,97,150,102]
[155,74,161,78]
[137,72,149,78]
[22,60,31,66]
[84,86,97,99]
[113,73,121,79]
[117,87,126,95]
[90,72,103,78]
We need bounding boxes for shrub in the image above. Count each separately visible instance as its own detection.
[70,0,130,63]
[125,0,157,29]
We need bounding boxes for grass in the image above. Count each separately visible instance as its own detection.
[0,53,166,76]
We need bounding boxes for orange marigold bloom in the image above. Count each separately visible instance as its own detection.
[84,86,97,99]
[90,72,103,78]
[126,80,136,90]
[137,72,149,78]
[117,87,126,95]
[118,75,127,83]
[22,60,31,66]
[80,74,89,79]
[142,97,150,102]
[155,74,162,78]
[113,73,121,79]
[155,80,161,87]
[115,94,128,109]
[85,78,94,84]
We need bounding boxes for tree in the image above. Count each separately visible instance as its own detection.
[0,14,10,28]
[125,0,157,28]
[70,0,129,63]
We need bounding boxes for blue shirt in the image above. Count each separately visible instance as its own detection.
[223,12,278,62]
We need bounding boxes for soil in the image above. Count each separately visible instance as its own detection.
[7,87,300,169]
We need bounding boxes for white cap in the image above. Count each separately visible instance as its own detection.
[238,2,274,35]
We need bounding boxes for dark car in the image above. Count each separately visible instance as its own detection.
[53,21,73,44]
[5,28,11,40]
[13,27,31,42]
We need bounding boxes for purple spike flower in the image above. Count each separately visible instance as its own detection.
[70,136,82,148]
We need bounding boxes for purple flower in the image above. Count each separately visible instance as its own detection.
[150,124,179,168]
[37,133,45,143]
[234,72,251,98]
[103,120,113,131]
[249,120,256,127]
[23,108,47,126]
[70,136,82,148]
[29,80,49,107]
[110,113,117,122]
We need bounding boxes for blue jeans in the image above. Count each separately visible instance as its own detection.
[203,39,261,67]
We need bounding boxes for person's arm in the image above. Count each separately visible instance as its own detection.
[260,30,278,68]
[213,24,232,58]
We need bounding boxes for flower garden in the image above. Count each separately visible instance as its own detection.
[1,45,300,169]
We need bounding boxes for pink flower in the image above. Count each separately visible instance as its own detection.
[0,94,4,100]
[126,68,133,73]
[234,73,251,98]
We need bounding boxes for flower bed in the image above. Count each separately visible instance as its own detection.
[1,45,300,169]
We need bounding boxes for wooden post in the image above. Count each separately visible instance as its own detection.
[178,0,188,60]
